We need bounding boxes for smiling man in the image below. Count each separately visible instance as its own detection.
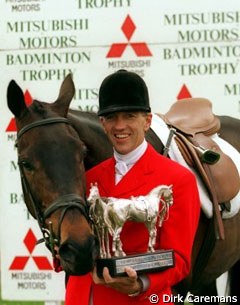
[65,69,200,305]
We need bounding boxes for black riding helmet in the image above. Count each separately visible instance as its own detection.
[98,69,151,116]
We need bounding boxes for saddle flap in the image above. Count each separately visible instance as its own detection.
[164,98,221,136]
[176,132,240,203]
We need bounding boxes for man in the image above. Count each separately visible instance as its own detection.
[65,70,200,305]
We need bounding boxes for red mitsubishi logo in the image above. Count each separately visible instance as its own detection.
[107,15,152,58]
[6,89,32,132]
[9,229,52,270]
[177,84,192,100]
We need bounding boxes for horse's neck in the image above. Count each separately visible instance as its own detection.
[68,110,113,169]
[146,126,165,154]
[149,186,164,197]
[68,109,101,138]
[98,197,107,209]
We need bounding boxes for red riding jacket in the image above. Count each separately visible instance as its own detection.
[65,144,200,305]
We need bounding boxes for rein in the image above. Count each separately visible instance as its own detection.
[16,117,90,260]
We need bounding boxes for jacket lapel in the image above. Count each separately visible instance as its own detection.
[94,158,116,195]
[96,145,156,197]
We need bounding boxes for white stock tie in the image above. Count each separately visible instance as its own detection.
[114,139,148,184]
[115,160,129,183]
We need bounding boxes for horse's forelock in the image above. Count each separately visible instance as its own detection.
[31,100,60,119]
[31,100,48,117]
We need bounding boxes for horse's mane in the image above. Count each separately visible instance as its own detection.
[68,109,106,139]
[69,108,98,119]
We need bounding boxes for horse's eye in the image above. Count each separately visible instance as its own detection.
[19,160,34,171]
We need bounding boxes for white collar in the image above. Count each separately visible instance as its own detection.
[114,140,147,184]
[114,139,147,167]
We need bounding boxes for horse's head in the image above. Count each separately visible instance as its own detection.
[88,183,100,203]
[161,185,173,207]
[7,74,99,275]
[150,184,173,200]
[88,183,107,225]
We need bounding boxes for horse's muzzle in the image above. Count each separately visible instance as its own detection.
[58,235,100,275]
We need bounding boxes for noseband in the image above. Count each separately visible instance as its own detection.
[16,117,90,258]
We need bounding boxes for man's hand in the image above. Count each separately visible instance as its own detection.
[91,266,143,295]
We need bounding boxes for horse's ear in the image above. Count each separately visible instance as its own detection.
[7,80,27,118]
[52,73,75,117]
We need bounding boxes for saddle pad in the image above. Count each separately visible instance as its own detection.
[151,114,240,219]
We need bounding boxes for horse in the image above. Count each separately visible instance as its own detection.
[88,183,111,259]
[88,183,173,257]
[7,74,100,276]
[7,75,240,304]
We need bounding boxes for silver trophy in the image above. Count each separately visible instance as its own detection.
[88,183,175,277]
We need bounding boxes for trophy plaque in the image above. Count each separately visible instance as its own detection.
[88,183,175,278]
[96,250,175,278]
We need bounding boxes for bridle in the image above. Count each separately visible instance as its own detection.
[16,117,90,260]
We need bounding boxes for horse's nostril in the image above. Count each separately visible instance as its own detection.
[58,236,99,275]
[59,236,99,262]
[59,241,78,262]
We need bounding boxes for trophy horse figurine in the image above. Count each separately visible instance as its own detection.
[88,183,173,258]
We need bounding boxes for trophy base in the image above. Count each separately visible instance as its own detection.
[96,249,174,278]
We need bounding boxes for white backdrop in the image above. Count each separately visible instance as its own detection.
[0,0,240,301]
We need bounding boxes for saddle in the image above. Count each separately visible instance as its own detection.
[162,97,240,239]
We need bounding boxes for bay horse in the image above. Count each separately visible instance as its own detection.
[7,75,240,304]
[7,74,100,276]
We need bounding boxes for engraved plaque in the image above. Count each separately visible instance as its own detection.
[96,250,175,278]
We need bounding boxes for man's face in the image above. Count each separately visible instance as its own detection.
[100,111,152,155]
